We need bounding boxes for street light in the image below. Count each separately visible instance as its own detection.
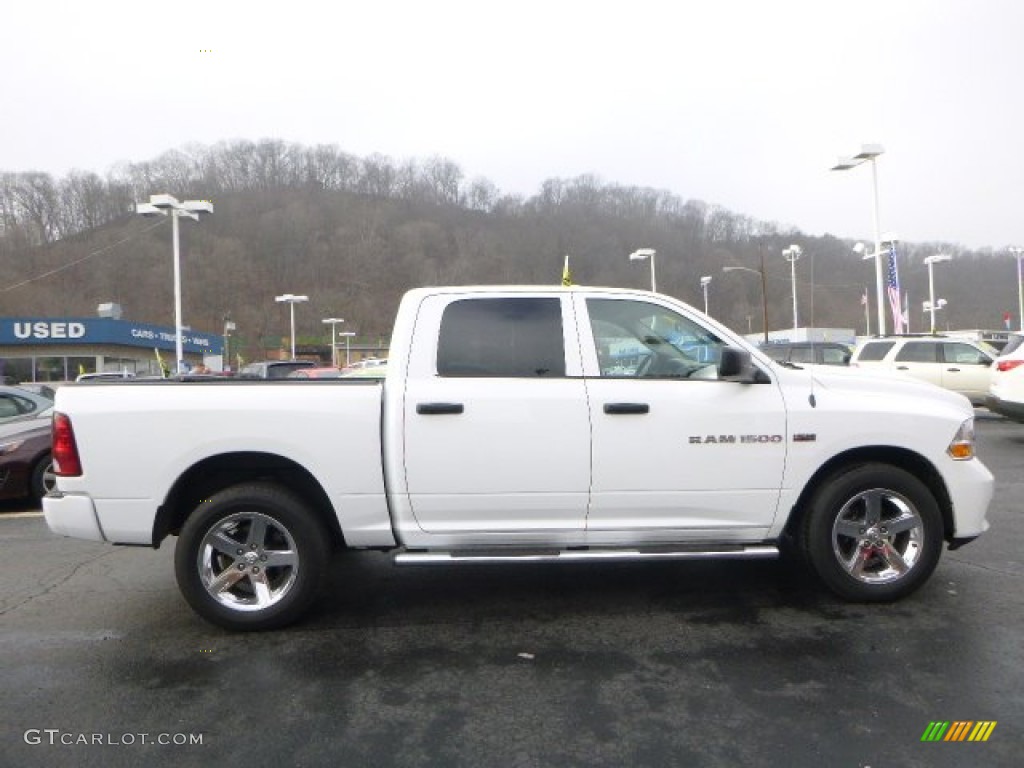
[832,144,886,335]
[923,254,952,334]
[223,317,236,372]
[136,193,213,373]
[1010,247,1024,332]
[275,294,309,359]
[782,245,802,332]
[629,248,657,292]
[338,331,356,367]
[700,276,712,315]
[322,317,345,367]
[723,252,769,344]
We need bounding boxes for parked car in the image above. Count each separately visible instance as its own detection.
[340,358,388,378]
[0,421,54,502]
[761,342,852,367]
[850,336,997,405]
[985,336,1024,422]
[0,385,54,428]
[287,367,344,379]
[238,360,317,379]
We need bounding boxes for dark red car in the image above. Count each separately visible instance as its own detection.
[0,422,54,503]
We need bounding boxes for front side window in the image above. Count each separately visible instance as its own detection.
[895,342,939,363]
[587,298,725,379]
[437,298,565,377]
[821,346,851,365]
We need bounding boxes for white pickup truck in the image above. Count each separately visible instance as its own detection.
[44,286,994,630]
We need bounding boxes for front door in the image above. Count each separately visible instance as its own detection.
[577,294,787,537]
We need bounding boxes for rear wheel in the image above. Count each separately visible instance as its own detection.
[801,463,943,602]
[30,457,56,503]
[174,483,330,631]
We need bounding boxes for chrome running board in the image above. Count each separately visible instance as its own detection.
[394,544,778,565]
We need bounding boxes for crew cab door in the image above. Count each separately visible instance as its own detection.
[575,294,787,535]
[401,293,591,533]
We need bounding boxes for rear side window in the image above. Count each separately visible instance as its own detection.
[789,346,815,364]
[437,298,565,377]
[895,342,938,363]
[856,341,895,361]
[821,346,850,365]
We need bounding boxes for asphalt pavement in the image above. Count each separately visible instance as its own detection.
[0,413,1021,768]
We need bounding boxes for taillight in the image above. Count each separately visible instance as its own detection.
[52,412,82,477]
[996,359,1024,372]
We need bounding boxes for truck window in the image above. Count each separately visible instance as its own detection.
[586,298,725,379]
[436,297,566,377]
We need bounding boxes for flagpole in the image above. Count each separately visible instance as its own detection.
[863,289,871,336]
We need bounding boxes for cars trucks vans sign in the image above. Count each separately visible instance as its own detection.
[1,318,221,354]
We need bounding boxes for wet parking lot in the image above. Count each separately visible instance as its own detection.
[1,414,1021,768]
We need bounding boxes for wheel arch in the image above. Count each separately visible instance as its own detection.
[783,446,954,544]
[152,452,345,550]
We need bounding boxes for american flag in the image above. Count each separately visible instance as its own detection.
[886,243,904,334]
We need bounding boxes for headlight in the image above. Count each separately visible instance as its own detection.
[947,418,975,461]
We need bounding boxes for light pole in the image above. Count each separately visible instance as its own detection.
[700,276,712,315]
[1010,247,1024,332]
[832,144,886,335]
[322,317,345,367]
[629,248,657,292]
[723,254,769,344]
[782,245,802,332]
[923,254,952,334]
[275,294,309,359]
[223,317,236,372]
[136,194,213,374]
[339,331,356,367]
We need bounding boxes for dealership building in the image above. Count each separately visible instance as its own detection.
[0,309,223,383]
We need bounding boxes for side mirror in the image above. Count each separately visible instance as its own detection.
[718,346,762,382]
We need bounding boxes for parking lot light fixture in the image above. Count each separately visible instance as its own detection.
[338,331,356,367]
[136,194,213,374]
[629,248,657,292]
[832,144,886,335]
[1010,247,1024,332]
[723,255,769,344]
[322,318,345,367]
[700,276,712,315]
[924,254,952,333]
[276,294,309,359]
[782,245,802,332]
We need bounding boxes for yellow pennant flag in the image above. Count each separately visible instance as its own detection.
[154,348,170,378]
[561,254,573,286]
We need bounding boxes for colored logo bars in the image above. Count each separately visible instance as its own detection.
[921,721,997,742]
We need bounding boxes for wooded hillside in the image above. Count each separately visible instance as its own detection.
[1,139,1016,359]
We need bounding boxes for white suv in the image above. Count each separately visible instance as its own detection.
[986,334,1024,421]
[850,336,997,405]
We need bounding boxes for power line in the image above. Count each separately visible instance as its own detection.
[0,218,168,294]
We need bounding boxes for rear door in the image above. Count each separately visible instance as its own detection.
[891,341,942,387]
[402,293,591,534]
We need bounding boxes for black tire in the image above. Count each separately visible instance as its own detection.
[800,463,943,602]
[174,482,330,631]
[29,456,55,504]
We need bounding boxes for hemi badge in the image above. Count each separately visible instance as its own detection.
[793,434,817,443]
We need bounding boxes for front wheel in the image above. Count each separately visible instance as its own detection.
[174,483,330,631]
[801,464,944,602]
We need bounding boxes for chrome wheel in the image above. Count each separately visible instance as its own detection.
[41,462,57,495]
[196,511,300,612]
[831,488,925,585]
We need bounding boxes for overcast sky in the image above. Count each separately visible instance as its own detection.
[4,0,1022,250]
